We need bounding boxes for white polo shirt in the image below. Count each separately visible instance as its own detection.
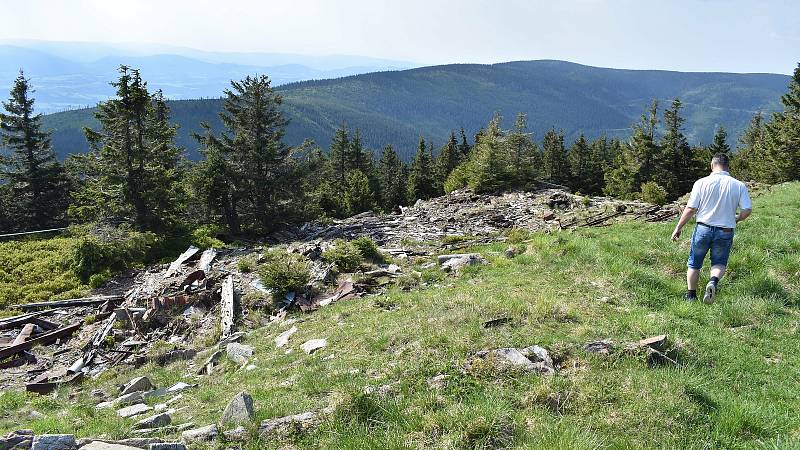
[686,171,752,229]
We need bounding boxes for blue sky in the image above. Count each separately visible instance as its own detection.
[0,0,797,74]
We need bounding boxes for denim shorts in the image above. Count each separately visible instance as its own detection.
[687,224,735,269]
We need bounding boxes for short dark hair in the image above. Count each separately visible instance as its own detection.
[711,153,730,169]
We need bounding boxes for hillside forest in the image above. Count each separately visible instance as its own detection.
[1,62,799,235]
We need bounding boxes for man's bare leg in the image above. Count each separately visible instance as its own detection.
[703,265,726,304]
[710,265,727,280]
[687,268,700,291]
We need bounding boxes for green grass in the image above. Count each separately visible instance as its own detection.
[2,183,800,449]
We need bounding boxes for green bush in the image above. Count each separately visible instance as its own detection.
[640,182,668,205]
[237,256,255,273]
[258,252,310,296]
[68,225,158,281]
[191,225,225,249]
[322,239,365,272]
[351,236,385,262]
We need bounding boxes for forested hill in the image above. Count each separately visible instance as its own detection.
[41,60,790,161]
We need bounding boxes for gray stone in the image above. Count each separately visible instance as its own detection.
[31,434,76,450]
[117,438,162,449]
[300,339,326,354]
[120,377,155,397]
[180,424,218,443]
[134,413,171,430]
[259,412,319,437]
[117,403,153,418]
[520,345,555,374]
[274,326,297,348]
[226,343,254,365]
[221,427,247,442]
[80,442,141,450]
[427,374,449,389]
[1,430,34,450]
[147,444,186,450]
[440,253,487,273]
[220,391,254,425]
[469,346,555,375]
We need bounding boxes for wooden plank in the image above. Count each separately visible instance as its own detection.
[11,295,124,311]
[164,246,200,279]
[0,311,50,330]
[220,275,236,338]
[12,324,35,346]
[0,323,81,361]
[198,248,217,273]
[30,317,60,331]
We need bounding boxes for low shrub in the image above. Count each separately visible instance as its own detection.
[68,225,158,281]
[237,256,256,273]
[351,236,385,262]
[640,181,668,205]
[322,239,365,272]
[258,252,310,297]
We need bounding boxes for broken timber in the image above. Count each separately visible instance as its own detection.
[198,248,217,273]
[164,246,200,279]
[0,323,81,361]
[220,275,236,338]
[11,295,124,311]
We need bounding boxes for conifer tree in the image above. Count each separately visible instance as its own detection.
[542,128,570,186]
[435,131,461,192]
[192,74,291,232]
[70,66,182,230]
[568,134,599,194]
[708,126,731,155]
[329,124,350,186]
[407,137,437,201]
[377,145,407,211]
[458,128,472,157]
[466,115,514,193]
[348,128,367,172]
[0,71,69,231]
[731,112,766,180]
[761,63,800,183]
[344,169,376,214]
[506,113,539,185]
[660,98,695,196]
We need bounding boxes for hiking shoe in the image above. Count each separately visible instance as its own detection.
[703,281,717,304]
[684,292,697,302]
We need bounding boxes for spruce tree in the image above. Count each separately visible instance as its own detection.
[0,71,69,231]
[349,128,368,172]
[435,131,461,192]
[708,126,731,155]
[192,74,291,232]
[732,112,766,180]
[70,66,181,230]
[466,115,513,193]
[377,145,407,211]
[458,128,472,157]
[761,63,800,183]
[567,134,597,194]
[329,124,350,186]
[506,113,540,186]
[660,98,694,197]
[542,128,570,186]
[407,137,437,201]
[344,169,376,214]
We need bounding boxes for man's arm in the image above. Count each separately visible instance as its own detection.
[736,208,752,223]
[671,206,696,241]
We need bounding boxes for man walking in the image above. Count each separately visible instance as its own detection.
[671,153,752,303]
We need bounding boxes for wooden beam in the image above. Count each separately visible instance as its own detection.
[0,311,50,331]
[11,295,124,311]
[11,324,35,346]
[220,275,236,338]
[0,323,81,361]
[164,246,200,279]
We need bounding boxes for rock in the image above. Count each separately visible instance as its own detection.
[1,430,34,450]
[117,438,163,448]
[147,444,186,450]
[504,247,516,258]
[584,339,613,355]
[166,382,194,394]
[427,374,449,389]
[259,412,319,438]
[362,383,397,397]
[221,426,247,442]
[638,335,668,351]
[31,434,76,450]
[117,403,153,418]
[134,413,171,430]
[180,424,218,443]
[226,343,254,365]
[440,253,487,273]
[80,442,142,450]
[300,339,326,354]
[274,326,297,348]
[28,411,45,420]
[120,377,155,397]
[468,346,554,375]
[220,391,255,425]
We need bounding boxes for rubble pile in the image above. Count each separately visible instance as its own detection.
[293,188,680,248]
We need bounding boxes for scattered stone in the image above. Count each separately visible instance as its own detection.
[28,410,45,420]
[117,403,153,418]
[80,442,142,450]
[180,424,218,443]
[31,434,76,450]
[468,346,554,375]
[274,326,298,348]
[134,413,171,430]
[440,253,487,273]
[120,377,155,397]
[584,339,613,355]
[148,444,186,450]
[118,438,163,448]
[638,335,668,351]
[427,374,449,389]
[1,429,34,450]
[504,247,517,258]
[220,391,255,425]
[362,383,397,397]
[259,412,319,438]
[300,339,326,354]
[226,343,254,365]
[165,382,194,394]
[222,426,247,442]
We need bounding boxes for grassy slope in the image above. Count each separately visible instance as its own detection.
[2,183,799,449]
